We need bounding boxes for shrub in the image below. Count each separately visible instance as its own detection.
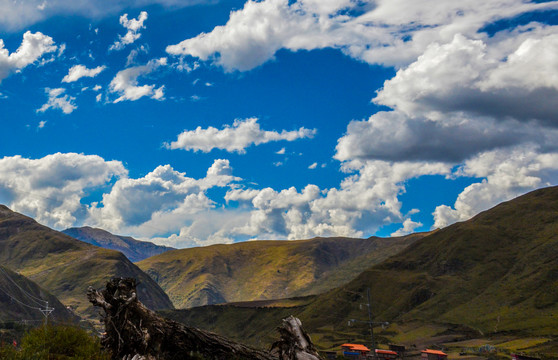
[0,324,110,360]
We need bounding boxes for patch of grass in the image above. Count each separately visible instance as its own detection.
[495,338,551,351]
[390,323,448,344]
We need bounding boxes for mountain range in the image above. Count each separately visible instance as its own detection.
[137,233,428,308]
[62,226,174,262]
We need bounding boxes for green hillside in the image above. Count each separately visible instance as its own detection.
[0,205,174,321]
[297,186,558,336]
[63,226,174,262]
[0,265,80,325]
[138,234,425,308]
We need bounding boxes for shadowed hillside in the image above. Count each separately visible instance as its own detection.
[138,233,427,309]
[0,205,174,321]
[159,302,311,349]
[0,265,80,325]
[63,226,174,262]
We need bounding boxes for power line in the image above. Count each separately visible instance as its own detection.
[0,285,43,311]
[0,270,54,324]
[0,267,47,307]
[0,319,43,324]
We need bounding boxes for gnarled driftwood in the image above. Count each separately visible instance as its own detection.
[271,316,321,360]
[88,277,323,360]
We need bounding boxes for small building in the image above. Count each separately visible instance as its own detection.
[421,349,448,360]
[341,343,371,359]
[375,349,399,359]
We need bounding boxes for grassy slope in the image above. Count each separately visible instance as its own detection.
[0,205,174,321]
[138,234,425,309]
[161,186,558,357]
[291,232,432,297]
[160,303,309,349]
[0,265,80,324]
[62,226,174,262]
[298,186,558,336]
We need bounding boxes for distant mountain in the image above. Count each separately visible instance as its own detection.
[137,233,427,308]
[160,186,558,352]
[0,205,174,321]
[0,265,80,325]
[63,226,174,262]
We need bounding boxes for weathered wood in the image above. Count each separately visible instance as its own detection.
[88,277,323,360]
[271,316,321,360]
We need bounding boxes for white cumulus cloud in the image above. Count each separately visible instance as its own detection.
[87,159,242,247]
[166,0,319,71]
[336,28,558,164]
[166,0,558,71]
[109,11,148,51]
[391,218,423,237]
[433,146,558,228]
[225,160,450,240]
[0,153,126,229]
[109,57,167,102]
[62,64,106,83]
[37,88,77,114]
[166,117,317,153]
[0,31,57,83]
[0,153,247,248]
[335,111,554,163]
[375,31,558,124]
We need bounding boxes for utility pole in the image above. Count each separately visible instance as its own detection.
[348,288,389,356]
[367,288,375,351]
[40,301,54,326]
[40,301,54,360]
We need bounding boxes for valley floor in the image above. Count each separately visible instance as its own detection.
[163,306,557,360]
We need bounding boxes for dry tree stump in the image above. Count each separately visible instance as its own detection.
[271,316,322,360]
[88,277,323,360]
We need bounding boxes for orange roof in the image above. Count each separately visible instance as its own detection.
[341,344,371,352]
[421,349,447,356]
[376,349,398,355]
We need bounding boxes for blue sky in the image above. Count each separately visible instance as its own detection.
[1,0,558,248]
